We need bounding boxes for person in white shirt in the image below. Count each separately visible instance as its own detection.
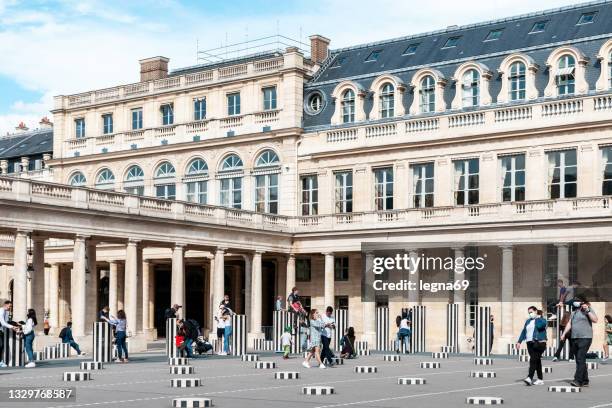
[22,309,37,368]
[280,326,293,359]
[320,306,336,366]
[214,306,227,355]
[0,301,18,368]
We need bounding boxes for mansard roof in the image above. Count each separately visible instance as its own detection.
[0,129,53,160]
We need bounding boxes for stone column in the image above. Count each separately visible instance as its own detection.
[408,249,420,306]
[85,240,97,333]
[556,243,570,286]
[13,231,29,322]
[44,266,50,316]
[108,261,118,316]
[362,251,376,346]
[171,244,185,317]
[71,235,87,336]
[323,252,335,308]
[249,251,264,339]
[243,254,252,331]
[142,260,151,332]
[213,248,225,308]
[286,254,296,297]
[117,263,125,310]
[453,246,467,342]
[31,237,45,316]
[500,245,514,342]
[148,266,155,330]
[207,256,215,332]
[125,240,139,333]
[49,263,60,332]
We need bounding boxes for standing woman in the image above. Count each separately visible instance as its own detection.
[302,309,326,369]
[23,309,37,368]
[603,314,612,361]
[222,309,233,356]
[516,306,547,385]
[106,310,129,363]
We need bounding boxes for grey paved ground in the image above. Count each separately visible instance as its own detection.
[0,352,611,408]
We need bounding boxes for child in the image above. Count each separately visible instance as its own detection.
[281,325,293,359]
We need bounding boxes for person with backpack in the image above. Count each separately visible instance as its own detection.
[178,319,199,358]
[516,306,547,386]
[59,322,85,356]
[396,313,411,353]
[561,296,598,388]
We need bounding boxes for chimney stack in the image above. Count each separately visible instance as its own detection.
[309,35,330,64]
[39,117,53,129]
[15,122,29,133]
[139,56,169,82]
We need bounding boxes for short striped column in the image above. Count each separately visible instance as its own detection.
[556,305,570,360]
[44,345,58,359]
[231,315,247,356]
[57,343,71,358]
[375,307,390,351]
[333,309,348,351]
[410,306,426,353]
[252,339,274,351]
[2,329,25,367]
[93,322,112,363]
[475,306,491,357]
[446,303,459,353]
[166,318,178,358]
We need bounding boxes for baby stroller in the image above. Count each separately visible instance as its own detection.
[195,336,213,355]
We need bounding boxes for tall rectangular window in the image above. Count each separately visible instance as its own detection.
[334,256,349,281]
[131,108,143,130]
[262,86,277,110]
[547,149,577,199]
[186,180,207,204]
[334,171,353,213]
[255,173,279,214]
[603,147,612,195]
[155,183,176,200]
[412,162,434,208]
[75,118,85,138]
[301,175,318,216]
[454,158,479,205]
[102,114,113,134]
[220,177,242,209]
[296,258,311,282]
[374,167,394,211]
[194,98,206,121]
[161,104,174,125]
[227,92,241,116]
[501,154,525,202]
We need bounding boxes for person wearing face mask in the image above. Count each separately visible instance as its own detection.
[516,306,547,386]
[561,296,598,388]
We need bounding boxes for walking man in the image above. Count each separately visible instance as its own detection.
[320,306,336,366]
[562,296,597,388]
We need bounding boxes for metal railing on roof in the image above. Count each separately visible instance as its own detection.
[196,34,309,64]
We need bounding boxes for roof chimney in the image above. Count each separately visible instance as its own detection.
[15,122,29,133]
[309,35,330,64]
[39,117,53,129]
[139,56,169,82]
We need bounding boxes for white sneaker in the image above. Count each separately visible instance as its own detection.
[552,357,558,362]
[319,364,327,369]
[602,357,608,361]
[0,362,7,368]
[523,377,532,386]
[25,362,36,368]
[302,361,310,369]
[569,358,575,362]
[533,379,544,385]
[218,352,227,356]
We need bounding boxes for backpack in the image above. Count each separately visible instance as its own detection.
[58,327,67,340]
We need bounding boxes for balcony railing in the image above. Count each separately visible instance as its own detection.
[1,177,610,235]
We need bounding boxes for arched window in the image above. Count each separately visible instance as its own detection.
[219,154,243,209]
[508,61,526,101]
[379,83,394,118]
[255,150,279,167]
[220,154,243,171]
[557,54,576,95]
[95,168,115,190]
[341,89,355,123]
[154,162,176,199]
[186,158,208,175]
[124,165,144,196]
[461,69,480,107]
[419,75,435,113]
[185,159,208,204]
[69,172,86,186]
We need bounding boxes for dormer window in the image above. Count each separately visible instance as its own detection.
[379,83,394,118]
[419,75,435,113]
[556,55,576,95]
[461,69,480,107]
[341,89,355,123]
[443,36,461,49]
[365,50,382,62]
[403,44,419,55]
[577,12,596,25]
[332,56,346,68]
[484,29,503,42]
[508,61,526,101]
[530,21,547,34]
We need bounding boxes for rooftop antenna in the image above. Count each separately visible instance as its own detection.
[276,20,280,51]
[196,38,199,64]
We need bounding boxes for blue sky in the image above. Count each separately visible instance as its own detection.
[0,0,581,134]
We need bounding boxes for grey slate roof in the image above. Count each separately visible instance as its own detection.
[304,1,612,130]
[170,51,282,76]
[0,129,53,160]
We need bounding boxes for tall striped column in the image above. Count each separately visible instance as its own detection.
[231,315,247,356]
[410,305,426,353]
[446,303,459,353]
[375,307,390,351]
[475,306,492,357]
[556,304,571,360]
[166,318,178,358]
[273,310,300,354]
[93,322,112,362]
[3,329,25,367]
[333,309,348,351]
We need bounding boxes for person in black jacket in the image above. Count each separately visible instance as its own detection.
[165,304,182,319]
[177,319,198,358]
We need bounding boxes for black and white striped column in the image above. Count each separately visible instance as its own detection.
[166,318,178,358]
[375,307,390,351]
[231,315,247,356]
[93,322,112,362]
[447,303,459,353]
[273,311,300,354]
[410,306,426,353]
[556,304,571,360]
[2,329,25,367]
[333,309,348,351]
[475,306,492,357]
